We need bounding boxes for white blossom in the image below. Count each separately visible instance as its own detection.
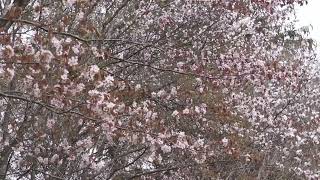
[68,56,78,66]
[182,108,190,114]
[161,144,172,153]
[222,137,229,147]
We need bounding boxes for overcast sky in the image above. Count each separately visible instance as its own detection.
[295,0,320,48]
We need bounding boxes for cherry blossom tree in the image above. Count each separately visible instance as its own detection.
[0,0,317,179]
